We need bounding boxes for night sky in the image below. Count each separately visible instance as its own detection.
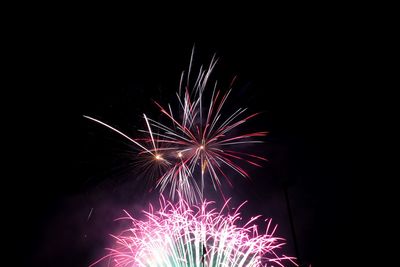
[18,15,355,267]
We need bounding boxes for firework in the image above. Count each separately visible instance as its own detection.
[85,51,267,203]
[90,196,296,267]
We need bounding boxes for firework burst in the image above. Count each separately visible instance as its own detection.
[90,196,296,267]
[85,51,267,203]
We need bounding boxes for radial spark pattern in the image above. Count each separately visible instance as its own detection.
[85,53,267,203]
[91,197,296,267]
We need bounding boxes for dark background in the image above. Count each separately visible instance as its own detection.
[14,13,356,267]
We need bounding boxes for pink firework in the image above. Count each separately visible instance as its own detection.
[85,51,267,203]
[90,196,296,267]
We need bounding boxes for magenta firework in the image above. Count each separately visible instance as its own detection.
[85,52,267,203]
[90,196,296,267]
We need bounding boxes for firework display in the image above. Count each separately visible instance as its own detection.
[87,50,296,266]
[85,53,267,203]
[90,197,295,267]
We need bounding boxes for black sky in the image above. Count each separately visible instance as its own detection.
[14,13,357,267]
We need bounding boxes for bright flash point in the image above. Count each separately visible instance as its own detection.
[177,152,183,158]
[199,145,204,150]
[155,155,162,160]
